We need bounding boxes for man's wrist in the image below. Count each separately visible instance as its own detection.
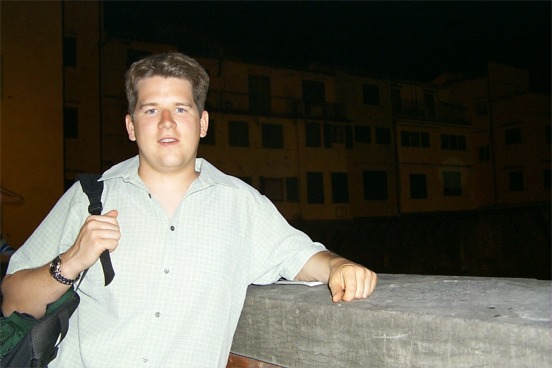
[327,253,352,270]
[49,253,81,285]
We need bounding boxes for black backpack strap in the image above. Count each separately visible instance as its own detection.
[77,174,115,286]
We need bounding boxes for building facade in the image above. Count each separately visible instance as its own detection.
[58,3,551,221]
[5,2,547,251]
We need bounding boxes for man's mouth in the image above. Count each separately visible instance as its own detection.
[159,138,177,143]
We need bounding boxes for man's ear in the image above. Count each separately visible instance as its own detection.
[200,111,209,138]
[125,115,136,141]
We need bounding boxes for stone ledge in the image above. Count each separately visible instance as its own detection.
[231,274,552,367]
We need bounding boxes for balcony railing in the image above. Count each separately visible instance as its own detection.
[206,90,347,121]
[394,99,468,124]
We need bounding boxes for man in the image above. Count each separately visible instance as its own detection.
[2,53,377,367]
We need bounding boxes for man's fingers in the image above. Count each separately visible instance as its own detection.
[363,270,377,298]
[330,264,377,303]
[86,210,119,230]
[329,264,356,302]
[331,287,344,303]
[83,210,121,247]
[104,209,118,218]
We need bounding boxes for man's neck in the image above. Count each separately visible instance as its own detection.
[138,165,199,218]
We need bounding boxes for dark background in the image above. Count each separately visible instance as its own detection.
[104,1,551,93]
[101,1,551,280]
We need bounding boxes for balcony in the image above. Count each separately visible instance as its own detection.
[206,90,347,121]
[393,99,468,125]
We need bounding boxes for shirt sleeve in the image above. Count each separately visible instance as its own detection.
[247,194,326,285]
[6,182,89,275]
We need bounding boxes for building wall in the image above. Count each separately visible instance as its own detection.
[63,1,102,184]
[6,3,548,252]
[1,1,64,248]
[444,77,496,208]
[337,73,399,217]
[492,93,551,204]
[96,42,550,220]
[393,82,476,213]
[200,60,350,220]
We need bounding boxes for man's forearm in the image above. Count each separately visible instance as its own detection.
[294,250,350,283]
[1,264,71,318]
[295,250,377,302]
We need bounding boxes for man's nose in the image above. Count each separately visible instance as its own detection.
[159,110,175,128]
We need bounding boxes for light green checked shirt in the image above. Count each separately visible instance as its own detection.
[7,156,326,368]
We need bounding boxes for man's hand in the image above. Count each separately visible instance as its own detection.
[1,210,121,318]
[295,251,377,302]
[62,210,121,279]
[328,262,377,302]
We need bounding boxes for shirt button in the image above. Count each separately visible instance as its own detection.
[142,357,149,363]
[155,312,161,318]
[170,226,175,231]
[164,268,170,274]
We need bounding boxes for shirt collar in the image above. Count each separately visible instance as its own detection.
[101,155,141,183]
[101,155,238,189]
[194,158,239,189]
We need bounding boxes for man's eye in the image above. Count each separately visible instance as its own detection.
[145,109,157,115]
[175,107,187,113]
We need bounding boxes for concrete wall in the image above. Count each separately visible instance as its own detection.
[1,1,64,248]
[231,274,551,367]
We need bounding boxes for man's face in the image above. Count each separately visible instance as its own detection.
[125,76,208,176]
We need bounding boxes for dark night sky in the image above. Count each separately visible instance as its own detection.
[104,1,551,93]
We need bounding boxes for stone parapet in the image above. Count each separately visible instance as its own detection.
[231,274,551,367]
